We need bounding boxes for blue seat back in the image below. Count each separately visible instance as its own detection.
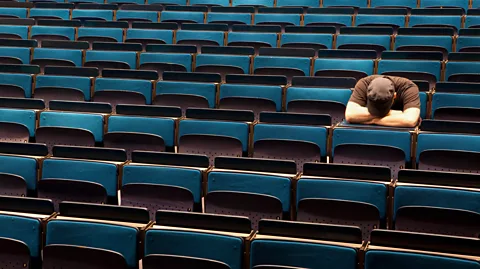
[323,0,367,7]
[149,0,186,4]
[179,119,249,151]
[465,16,480,28]
[0,46,30,64]
[0,8,27,18]
[33,48,83,67]
[0,155,37,191]
[95,78,152,104]
[156,81,216,107]
[277,0,319,7]
[456,36,480,51]
[72,9,113,20]
[220,84,282,110]
[232,0,274,6]
[394,35,452,52]
[77,27,123,42]
[254,56,311,76]
[333,128,412,161]
[140,53,192,71]
[31,26,75,41]
[39,111,104,142]
[297,178,388,220]
[160,11,205,23]
[208,171,291,212]
[29,8,70,20]
[207,12,252,24]
[432,93,480,116]
[336,34,391,50]
[42,158,117,196]
[370,0,416,7]
[0,73,32,97]
[36,75,91,100]
[254,14,301,26]
[190,0,230,5]
[86,51,137,69]
[355,14,405,27]
[196,54,250,73]
[286,87,352,106]
[176,30,224,45]
[254,123,328,157]
[108,115,175,147]
[0,108,36,137]
[116,10,158,22]
[123,164,202,203]
[0,215,41,258]
[126,29,173,44]
[378,59,441,81]
[314,58,374,75]
[416,133,480,160]
[145,229,243,269]
[394,186,480,220]
[420,0,469,9]
[409,15,461,29]
[445,62,480,80]
[251,239,357,269]
[281,33,333,49]
[304,14,352,26]
[0,25,28,39]
[227,32,278,47]
[46,220,138,267]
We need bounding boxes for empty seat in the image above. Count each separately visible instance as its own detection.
[32,48,82,72]
[29,8,70,20]
[145,211,251,269]
[190,0,230,6]
[148,0,187,4]
[30,26,76,45]
[370,0,416,8]
[297,163,390,241]
[277,0,319,7]
[227,25,279,54]
[395,28,454,60]
[0,25,28,39]
[286,77,354,124]
[457,29,480,52]
[106,114,175,158]
[232,0,274,7]
[365,230,480,269]
[178,109,251,165]
[409,9,462,32]
[71,9,114,21]
[336,27,393,57]
[139,45,194,77]
[77,27,123,48]
[34,74,91,105]
[281,26,334,53]
[195,46,252,80]
[206,11,252,25]
[0,46,30,64]
[465,11,480,28]
[0,143,48,195]
[155,76,216,113]
[395,170,480,237]
[420,0,469,10]
[0,108,36,142]
[125,28,173,48]
[160,11,205,24]
[116,10,159,23]
[93,77,152,108]
[251,220,362,269]
[253,112,329,172]
[445,53,480,82]
[85,50,136,71]
[206,162,292,229]
[0,8,27,19]
[176,29,225,50]
[355,13,406,29]
[432,92,480,121]
[36,111,104,151]
[254,12,301,30]
[0,72,33,98]
[314,49,376,81]
[304,9,353,31]
[122,152,209,218]
[332,127,412,178]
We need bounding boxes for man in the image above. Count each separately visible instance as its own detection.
[345,75,420,127]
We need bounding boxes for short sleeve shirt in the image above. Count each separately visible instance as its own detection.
[349,75,421,111]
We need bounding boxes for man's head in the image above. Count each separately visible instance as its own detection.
[367,76,396,117]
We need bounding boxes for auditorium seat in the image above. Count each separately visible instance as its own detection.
[77,26,124,48]
[336,27,392,57]
[253,112,329,172]
[395,169,480,237]
[465,10,480,28]
[29,8,70,20]
[409,8,462,32]
[32,48,83,72]
[122,152,208,218]
[276,0,319,7]
[149,0,186,4]
[116,10,159,23]
[30,26,76,46]
[314,49,376,81]
[145,211,251,269]
[178,109,251,165]
[0,72,33,98]
[227,25,279,54]
[0,107,36,142]
[254,10,302,30]
[105,109,176,158]
[445,53,480,82]
[332,126,412,178]
[232,0,274,7]
[323,0,367,7]
[431,82,480,121]
[304,8,354,32]
[190,0,230,6]
[36,110,104,151]
[456,29,480,52]
[93,76,152,108]
[85,50,137,71]
[195,46,252,80]
[139,44,194,77]
[297,163,390,241]
[420,0,469,10]
[0,143,48,196]
[0,196,54,268]
[281,26,334,53]
[126,28,173,49]
[251,220,362,269]
[71,9,114,21]
[365,230,480,269]
[355,8,406,30]
[394,28,454,60]
[286,77,355,124]
[0,7,27,19]
[160,11,205,24]
[45,202,149,268]
[206,10,252,26]
[206,158,294,229]
[0,25,28,39]
[176,28,225,51]
[0,46,29,64]
[34,74,91,105]
[370,0,416,9]
[154,72,217,113]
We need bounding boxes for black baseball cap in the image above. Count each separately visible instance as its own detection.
[367,77,395,117]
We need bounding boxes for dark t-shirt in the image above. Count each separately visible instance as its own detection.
[349,75,421,111]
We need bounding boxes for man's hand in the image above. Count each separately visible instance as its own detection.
[374,108,421,127]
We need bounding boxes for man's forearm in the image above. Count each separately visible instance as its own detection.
[345,106,376,123]
[373,113,418,127]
